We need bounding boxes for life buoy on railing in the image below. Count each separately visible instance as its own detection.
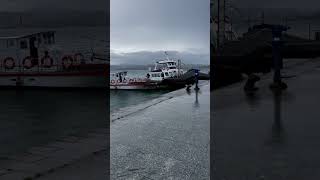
[3,57,15,70]
[116,80,121,83]
[110,80,115,84]
[62,56,73,69]
[41,56,54,68]
[74,53,85,65]
[23,56,34,69]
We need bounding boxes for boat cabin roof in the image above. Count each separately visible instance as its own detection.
[0,31,56,40]
[156,60,177,64]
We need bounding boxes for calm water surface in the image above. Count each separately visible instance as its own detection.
[0,90,108,155]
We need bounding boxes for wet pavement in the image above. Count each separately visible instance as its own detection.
[0,81,209,179]
[0,128,108,180]
[111,81,210,179]
[213,58,320,180]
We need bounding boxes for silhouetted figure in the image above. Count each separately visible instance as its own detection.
[194,69,200,90]
[119,74,122,82]
[244,74,260,92]
[29,37,39,65]
[270,25,288,90]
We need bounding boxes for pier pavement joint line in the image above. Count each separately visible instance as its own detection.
[111,96,173,122]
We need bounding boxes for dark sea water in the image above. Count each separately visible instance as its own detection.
[0,90,108,155]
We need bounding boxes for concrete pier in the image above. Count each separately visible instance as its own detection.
[111,81,210,179]
[213,58,320,179]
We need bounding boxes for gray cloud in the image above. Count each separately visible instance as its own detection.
[111,0,210,64]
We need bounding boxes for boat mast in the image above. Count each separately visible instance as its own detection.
[178,59,181,77]
[164,51,170,61]
[214,0,226,51]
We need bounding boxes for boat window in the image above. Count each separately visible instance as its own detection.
[48,36,52,44]
[43,34,49,44]
[7,40,15,48]
[37,35,42,44]
[20,40,28,49]
[165,72,169,76]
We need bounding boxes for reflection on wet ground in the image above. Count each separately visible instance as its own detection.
[213,60,320,179]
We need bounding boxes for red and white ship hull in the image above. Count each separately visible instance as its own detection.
[0,64,109,88]
[110,81,166,90]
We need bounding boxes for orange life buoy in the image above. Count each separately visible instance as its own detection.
[23,56,34,69]
[111,80,115,84]
[3,57,15,69]
[41,56,53,68]
[74,53,84,65]
[62,56,73,69]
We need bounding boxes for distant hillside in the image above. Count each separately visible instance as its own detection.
[0,11,107,28]
[111,64,210,71]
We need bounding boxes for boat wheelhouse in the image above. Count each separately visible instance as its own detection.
[0,31,108,88]
[148,59,184,82]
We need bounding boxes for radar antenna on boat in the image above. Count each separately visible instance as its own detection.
[164,51,171,61]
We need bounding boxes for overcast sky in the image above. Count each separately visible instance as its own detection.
[111,0,210,65]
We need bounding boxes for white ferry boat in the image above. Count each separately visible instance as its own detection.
[110,53,184,90]
[0,31,108,88]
